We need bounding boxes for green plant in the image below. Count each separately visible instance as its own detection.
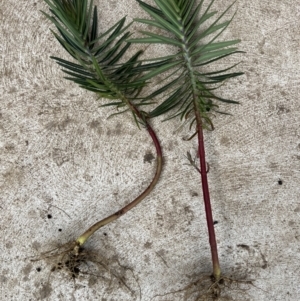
[41,0,163,261]
[129,0,243,293]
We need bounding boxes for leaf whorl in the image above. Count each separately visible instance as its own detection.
[129,0,243,129]
[42,0,155,124]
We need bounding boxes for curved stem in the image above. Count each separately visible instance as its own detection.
[194,100,221,281]
[75,118,162,247]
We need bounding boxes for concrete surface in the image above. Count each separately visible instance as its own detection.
[1,0,300,300]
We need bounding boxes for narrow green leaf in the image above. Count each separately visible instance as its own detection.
[90,6,98,44]
[149,88,187,118]
[79,0,88,33]
[142,74,184,100]
[194,48,239,64]
[207,72,243,81]
[153,0,182,25]
[197,40,240,55]
[60,69,93,80]
[101,101,125,107]
[83,0,94,41]
[190,1,237,47]
[100,33,131,63]
[137,31,183,47]
[197,62,240,76]
[134,18,166,31]
[128,58,172,73]
[195,51,244,67]
[185,0,216,37]
[139,61,181,81]
[200,94,239,104]
[137,0,165,18]
[181,0,197,21]
[108,109,130,118]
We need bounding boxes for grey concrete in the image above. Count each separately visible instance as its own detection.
[1,0,299,300]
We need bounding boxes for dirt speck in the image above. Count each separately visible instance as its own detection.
[220,136,230,147]
[106,123,122,136]
[260,252,268,269]
[184,206,194,223]
[0,274,8,283]
[288,220,295,226]
[5,241,13,249]
[89,119,103,135]
[144,152,155,164]
[22,263,33,276]
[52,148,69,166]
[276,104,290,114]
[144,241,152,249]
[38,283,52,299]
[5,144,15,152]
[144,255,150,263]
[32,241,41,250]
[58,116,72,131]
[0,269,8,283]
[83,173,93,182]
[269,162,278,169]
[2,167,24,186]
[294,205,300,213]
[237,244,250,251]
[115,123,122,135]
[88,276,98,287]
[90,119,100,128]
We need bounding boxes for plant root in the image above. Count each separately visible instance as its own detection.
[31,241,141,299]
[151,274,256,301]
[186,275,254,301]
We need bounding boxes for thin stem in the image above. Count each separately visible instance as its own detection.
[181,30,221,279]
[75,118,162,247]
[194,100,221,281]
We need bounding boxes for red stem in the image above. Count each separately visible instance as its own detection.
[195,107,221,280]
[76,118,162,246]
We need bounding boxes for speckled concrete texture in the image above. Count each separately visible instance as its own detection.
[1,1,300,300]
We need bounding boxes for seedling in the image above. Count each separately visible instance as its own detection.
[38,0,163,285]
[129,0,245,298]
